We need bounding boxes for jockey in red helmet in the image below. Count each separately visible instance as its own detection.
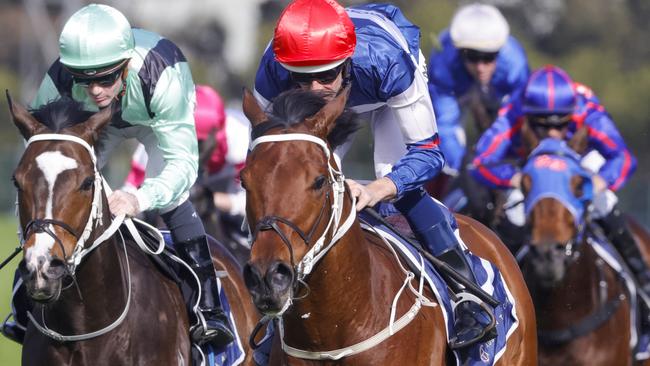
[255,0,498,348]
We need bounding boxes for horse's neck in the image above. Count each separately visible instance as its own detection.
[534,244,604,326]
[283,221,394,346]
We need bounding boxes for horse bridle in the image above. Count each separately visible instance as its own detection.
[19,134,109,273]
[248,133,356,281]
[250,189,332,276]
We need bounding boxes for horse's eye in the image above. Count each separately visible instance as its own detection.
[11,175,21,191]
[80,177,94,191]
[312,175,327,190]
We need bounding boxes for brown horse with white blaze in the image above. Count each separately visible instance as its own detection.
[240,87,536,365]
[9,95,259,365]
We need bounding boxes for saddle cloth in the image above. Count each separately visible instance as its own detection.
[359,210,519,366]
[583,230,650,361]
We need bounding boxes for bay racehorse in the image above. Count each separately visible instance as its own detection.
[239,87,537,365]
[9,95,258,365]
[518,127,650,365]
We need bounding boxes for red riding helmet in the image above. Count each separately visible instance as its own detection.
[273,0,356,73]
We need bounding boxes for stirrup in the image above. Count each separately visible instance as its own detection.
[449,292,497,350]
[190,311,234,348]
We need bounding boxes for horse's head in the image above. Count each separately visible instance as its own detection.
[9,93,112,302]
[520,127,591,287]
[239,87,358,315]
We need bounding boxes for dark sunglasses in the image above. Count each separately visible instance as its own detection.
[529,114,572,130]
[461,49,498,64]
[290,63,346,86]
[73,67,124,88]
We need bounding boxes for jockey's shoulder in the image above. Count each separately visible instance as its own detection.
[573,82,595,99]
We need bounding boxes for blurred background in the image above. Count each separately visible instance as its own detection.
[0,0,649,361]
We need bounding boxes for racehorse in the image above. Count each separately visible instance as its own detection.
[239,87,537,365]
[9,95,258,365]
[518,127,650,365]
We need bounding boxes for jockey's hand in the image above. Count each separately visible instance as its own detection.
[592,174,608,193]
[213,192,232,213]
[108,190,140,217]
[510,172,522,189]
[346,177,397,211]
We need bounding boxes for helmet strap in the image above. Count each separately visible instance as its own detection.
[117,62,129,99]
[338,59,352,93]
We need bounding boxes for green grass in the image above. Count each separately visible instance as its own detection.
[0,214,21,365]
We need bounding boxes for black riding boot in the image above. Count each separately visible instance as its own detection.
[598,207,650,318]
[436,243,498,349]
[1,269,29,344]
[176,236,235,349]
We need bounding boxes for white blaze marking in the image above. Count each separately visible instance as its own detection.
[25,151,78,275]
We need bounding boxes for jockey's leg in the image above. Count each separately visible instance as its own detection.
[1,269,29,344]
[593,190,650,322]
[394,188,496,348]
[161,200,234,348]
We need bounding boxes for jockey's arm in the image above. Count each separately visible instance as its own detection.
[584,112,637,191]
[383,71,445,198]
[134,67,199,212]
[471,113,522,189]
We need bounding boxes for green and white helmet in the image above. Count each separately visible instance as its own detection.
[59,4,134,75]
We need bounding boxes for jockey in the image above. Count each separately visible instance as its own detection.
[3,4,234,347]
[427,3,529,182]
[255,0,495,348]
[124,85,249,220]
[471,66,648,303]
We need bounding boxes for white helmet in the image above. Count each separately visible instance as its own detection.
[450,4,509,52]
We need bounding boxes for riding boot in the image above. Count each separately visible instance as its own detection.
[176,236,235,349]
[598,207,650,310]
[429,223,498,349]
[1,269,29,344]
[394,189,497,349]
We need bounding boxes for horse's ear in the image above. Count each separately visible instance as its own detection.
[568,126,589,155]
[521,173,532,196]
[6,90,46,139]
[242,88,267,127]
[305,85,350,138]
[570,174,584,199]
[521,119,539,156]
[69,102,114,144]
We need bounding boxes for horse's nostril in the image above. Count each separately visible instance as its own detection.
[46,258,67,280]
[267,262,293,292]
[243,263,262,290]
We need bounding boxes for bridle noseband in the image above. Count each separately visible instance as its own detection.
[251,190,331,274]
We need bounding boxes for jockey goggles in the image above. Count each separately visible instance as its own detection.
[461,49,498,63]
[290,59,350,86]
[528,114,572,130]
[67,59,127,88]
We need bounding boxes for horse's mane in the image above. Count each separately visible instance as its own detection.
[29,96,94,132]
[267,89,362,149]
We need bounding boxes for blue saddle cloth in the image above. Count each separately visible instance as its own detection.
[161,231,246,366]
[359,210,519,365]
[580,231,650,361]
